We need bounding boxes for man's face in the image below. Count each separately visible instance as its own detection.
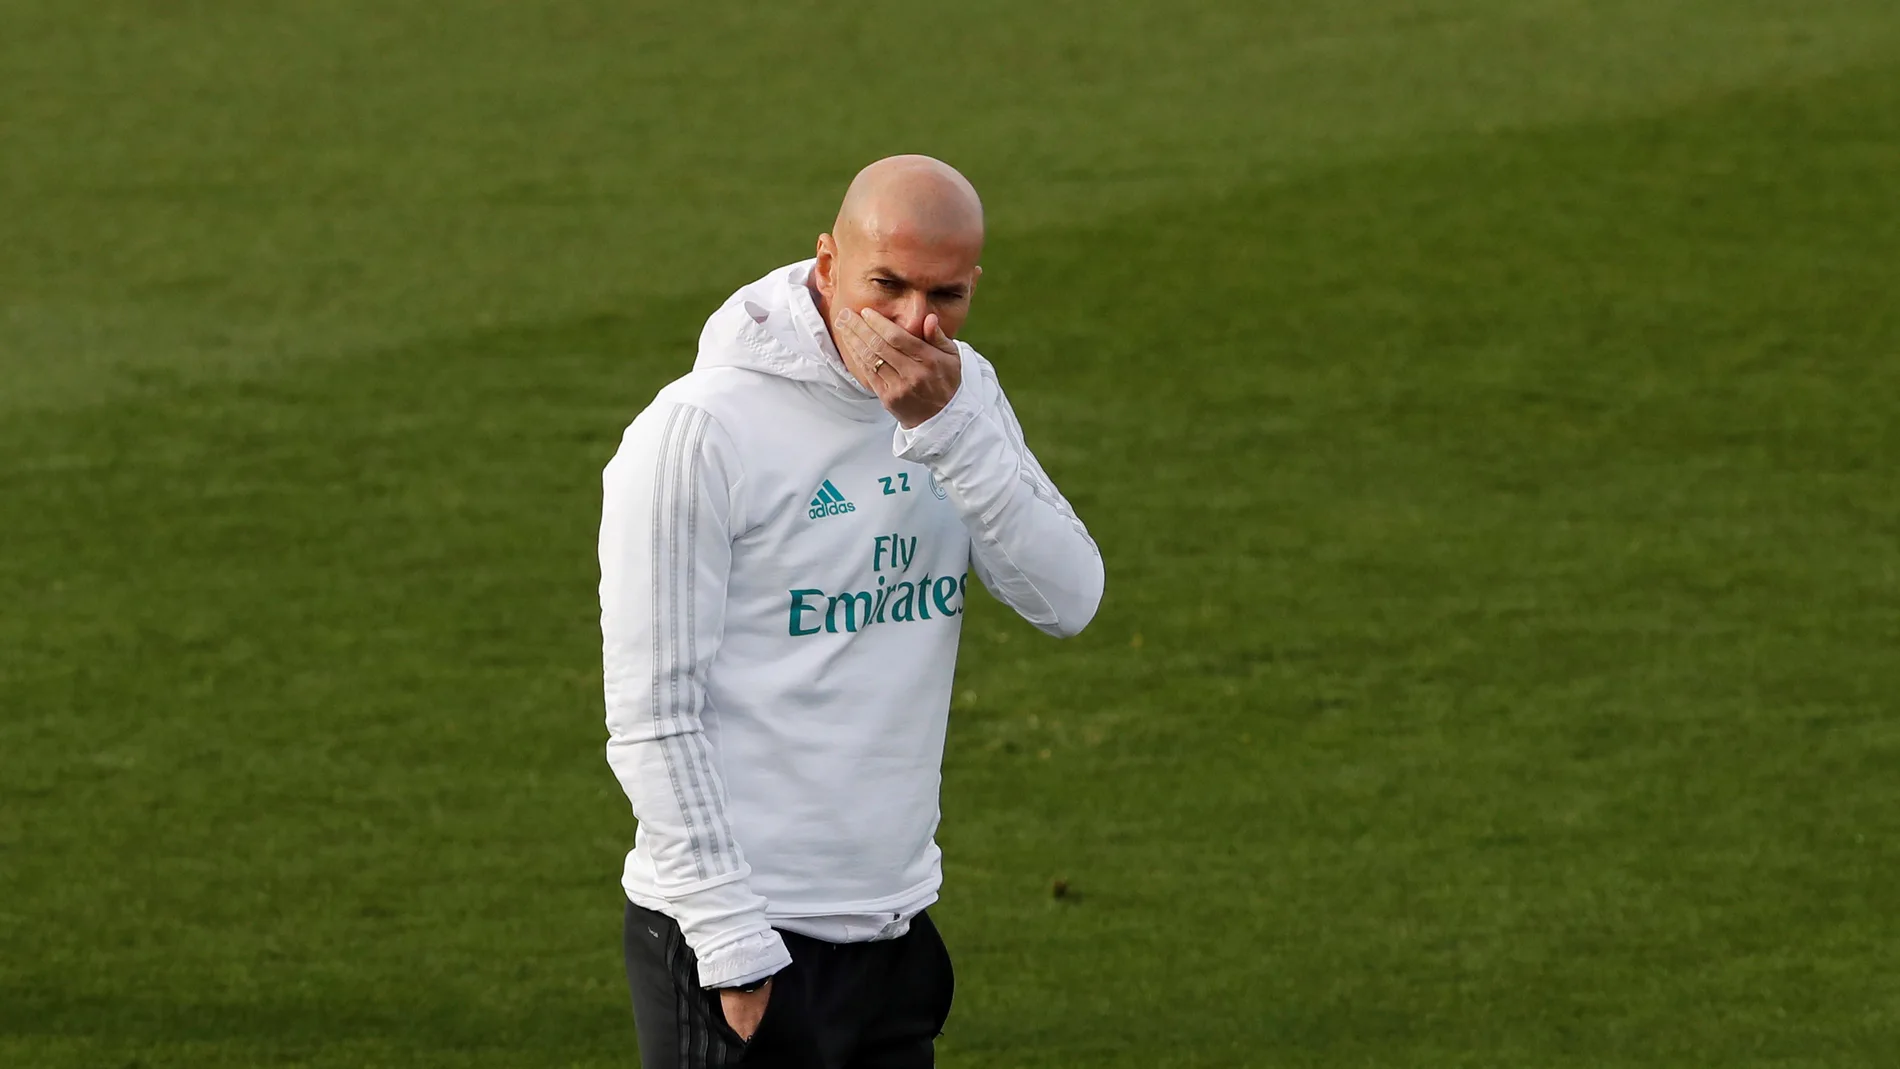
[813,225,982,341]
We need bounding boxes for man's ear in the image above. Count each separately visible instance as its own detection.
[813,233,837,293]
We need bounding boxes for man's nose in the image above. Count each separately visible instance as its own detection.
[894,293,928,337]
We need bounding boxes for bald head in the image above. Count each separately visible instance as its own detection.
[834,155,985,254]
[812,155,986,345]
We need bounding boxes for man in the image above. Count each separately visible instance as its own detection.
[600,155,1104,1068]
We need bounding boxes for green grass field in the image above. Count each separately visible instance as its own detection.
[4,2,1899,1066]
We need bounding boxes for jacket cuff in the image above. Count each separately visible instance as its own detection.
[695,929,793,989]
[893,378,982,462]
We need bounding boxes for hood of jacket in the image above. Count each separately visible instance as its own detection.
[693,259,886,419]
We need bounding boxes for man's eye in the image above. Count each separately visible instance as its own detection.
[873,278,902,292]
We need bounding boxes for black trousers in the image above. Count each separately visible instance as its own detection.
[624,899,954,1069]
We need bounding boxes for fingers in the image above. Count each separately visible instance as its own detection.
[856,309,934,364]
[832,308,893,387]
[922,313,958,355]
[836,307,925,380]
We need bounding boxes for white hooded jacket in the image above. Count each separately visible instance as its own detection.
[600,260,1103,987]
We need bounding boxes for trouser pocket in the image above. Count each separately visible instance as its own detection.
[705,985,757,1052]
[913,911,956,1036]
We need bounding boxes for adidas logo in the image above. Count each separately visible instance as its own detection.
[807,479,856,520]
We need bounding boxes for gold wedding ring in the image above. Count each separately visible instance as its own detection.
[871,358,886,373]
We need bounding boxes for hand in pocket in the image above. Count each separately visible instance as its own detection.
[720,980,772,1042]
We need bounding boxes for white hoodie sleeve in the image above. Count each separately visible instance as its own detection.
[600,401,792,989]
[893,349,1105,636]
